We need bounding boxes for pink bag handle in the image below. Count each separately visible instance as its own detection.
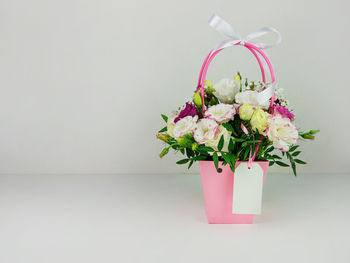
[197,42,275,112]
[197,42,276,164]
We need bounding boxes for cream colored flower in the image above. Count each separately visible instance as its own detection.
[173,116,198,139]
[235,90,270,109]
[267,114,298,151]
[250,108,269,133]
[204,125,232,152]
[166,114,177,137]
[213,78,240,104]
[193,119,218,144]
[204,104,236,123]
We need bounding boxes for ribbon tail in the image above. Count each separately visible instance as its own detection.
[255,81,276,105]
[248,145,253,169]
[208,14,242,40]
[245,27,282,49]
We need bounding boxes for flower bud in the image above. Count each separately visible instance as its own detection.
[193,92,202,107]
[159,148,169,158]
[301,134,315,140]
[156,134,171,143]
[204,79,213,89]
[310,130,320,135]
[191,142,198,151]
[204,80,215,95]
[250,108,269,133]
[239,104,254,121]
[234,74,241,82]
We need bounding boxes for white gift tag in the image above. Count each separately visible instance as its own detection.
[232,163,264,214]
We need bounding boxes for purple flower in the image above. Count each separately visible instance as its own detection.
[274,105,295,121]
[174,103,199,123]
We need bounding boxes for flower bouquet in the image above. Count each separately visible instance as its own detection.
[156,15,318,224]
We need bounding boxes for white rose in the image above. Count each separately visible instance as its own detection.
[204,103,236,123]
[213,78,240,104]
[193,119,218,144]
[205,125,232,152]
[172,116,198,139]
[267,114,298,151]
[235,90,270,109]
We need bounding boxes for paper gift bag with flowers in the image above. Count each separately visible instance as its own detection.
[156,15,319,224]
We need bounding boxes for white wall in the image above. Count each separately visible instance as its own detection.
[0,0,349,174]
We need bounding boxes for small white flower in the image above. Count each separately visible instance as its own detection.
[204,104,236,123]
[173,116,198,139]
[267,114,298,151]
[204,125,232,153]
[235,90,270,109]
[193,119,218,144]
[213,78,240,104]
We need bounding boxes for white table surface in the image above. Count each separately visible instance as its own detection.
[0,173,349,263]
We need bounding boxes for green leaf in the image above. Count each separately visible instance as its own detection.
[161,114,168,123]
[269,161,275,166]
[218,135,224,151]
[158,126,167,133]
[245,140,261,144]
[228,154,237,172]
[222,123,234,132]
[289,145,299,152]
[292,151,301,157]
[222,121,238,136]
[228,139,235,152]
[275,161,289,167]
[294,159,307,164]
[186,148,194,158]
[243,147,250,160]
[176,159,189,165]
[197,146,215,152]
[272,155,282,160]
[265,147,274,153]
[188,160,194,169]
[213,152,219,170]
[291,162,297,176]
[222,153,231,167]
[192,155,208,161]
[233,138,245,142]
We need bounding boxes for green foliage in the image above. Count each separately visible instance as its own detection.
[299,130,320,140]
[176,159,189,165]
[294,159,307,164]
[158,127,167,133]
[228,139,235,152]
[161,114,168,123]
[197,145,214,152]
[275,161,289,167]
[218,135,224,151]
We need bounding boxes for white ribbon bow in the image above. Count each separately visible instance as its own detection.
[208,14,281,104]
[208,14,281,50]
